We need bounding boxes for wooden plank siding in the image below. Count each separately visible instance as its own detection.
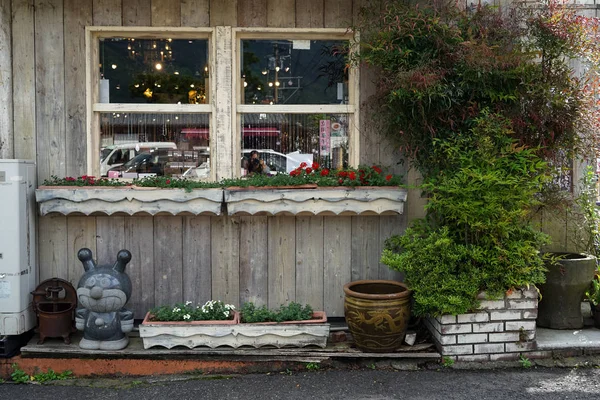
[11,0,36,160]
[64,0,92,177]
[44,214,405,317]
[0,0,13,159]
[19,0,417,318]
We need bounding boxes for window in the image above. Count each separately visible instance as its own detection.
[234,30,359,176]
[87,27,358,180]
[87,28,212,178]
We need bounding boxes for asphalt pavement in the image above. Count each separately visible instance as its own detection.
[1,367,600,400]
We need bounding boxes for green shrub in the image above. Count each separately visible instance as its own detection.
[240,302,313,323]
[382,113,550,316]
[149,300,236,322]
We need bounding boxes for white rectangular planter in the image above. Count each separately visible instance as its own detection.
[35,187,224,216]
[224,186,408,216]
[139,312,331,349]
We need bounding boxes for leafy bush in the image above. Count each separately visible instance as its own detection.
[382,113,550,316]
[354,0,600,177]
[240,302,314,323]
[149,300,235,322]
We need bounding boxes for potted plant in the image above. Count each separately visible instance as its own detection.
[236,302,330,348]
[139,300,238,349]
[37,166,407,217]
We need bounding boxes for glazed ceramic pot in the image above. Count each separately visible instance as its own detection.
[343,280,412,353]
[537,252,597,329]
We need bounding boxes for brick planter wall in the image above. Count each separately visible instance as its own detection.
[424,287,538,361]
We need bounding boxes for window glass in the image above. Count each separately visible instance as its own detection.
[241,113,349,174]
[240,40,348,105]
[99,112,210,178]
[99,38,209,104]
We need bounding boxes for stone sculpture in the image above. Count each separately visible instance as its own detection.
[75,248,134,350]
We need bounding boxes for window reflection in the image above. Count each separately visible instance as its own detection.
[241,40,348,105]
[99,38,209,104]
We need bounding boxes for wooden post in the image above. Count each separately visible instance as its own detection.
[0,0,13,158]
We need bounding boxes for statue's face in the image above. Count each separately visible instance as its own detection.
[77,267,131,313]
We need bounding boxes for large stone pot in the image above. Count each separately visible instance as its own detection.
[537,252,597,329]
[343,280,412,353]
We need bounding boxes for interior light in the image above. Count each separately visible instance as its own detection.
[243,82,248,87]
[275,81,280,87]
[275,66,280,72]
[111,64,117,69]
[268,82,273,87]
[262,69,268,75]
[190,84,195,88]
[174,71,180,75]
[155,63,162,70]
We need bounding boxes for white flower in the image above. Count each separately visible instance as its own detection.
[183,314,191,320]
[185,301,193,306]
[172,307,181,313]
[223,311,229,317]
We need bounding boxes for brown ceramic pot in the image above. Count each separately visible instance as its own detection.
[343,280,412,353]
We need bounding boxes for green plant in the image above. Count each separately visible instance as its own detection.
[570,166,600,258]
[10,364,72,383]
[44,164,402,192]
[367,363,376,370]
[382,114,550,316]
[11,364,30,384]
[587,276,600,307]
[354,0,600,178]
[306,362,320,371]
[32,369,73,383]
[240,302,314,323]
[148,300,236,322]
[519,355,532,369]
[43,175,128,187]
[441,357,455,368]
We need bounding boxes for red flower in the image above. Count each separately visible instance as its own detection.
[312,162,320,170]
[386,174,392,181]
[166,179,171,185]
[300,162,307,168]
[348,172,356,180]
[337,171,348,178]
[372,166,382,174]
[290,170,300,177]
[65,177,76,182]
[320,169,330,176]
[305,167,313,174]
[81,175,88,180]
[338,178,344,184]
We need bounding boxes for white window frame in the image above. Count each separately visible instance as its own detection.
[85,26,214,178]
[85,27,359,181]
[232,28,360,177]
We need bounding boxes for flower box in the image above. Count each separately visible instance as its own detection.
[35,186,224,216]
[224,186,408,216]
[139,311,330,349]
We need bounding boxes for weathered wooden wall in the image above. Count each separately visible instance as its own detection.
[39,214,405,318]
[10,0,586,319]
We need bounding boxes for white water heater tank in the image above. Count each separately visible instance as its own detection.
[0,160,37,335]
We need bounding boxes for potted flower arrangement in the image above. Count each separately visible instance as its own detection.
[36,166,406,217]
[139,300,330,349]
[139,300,238,349]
